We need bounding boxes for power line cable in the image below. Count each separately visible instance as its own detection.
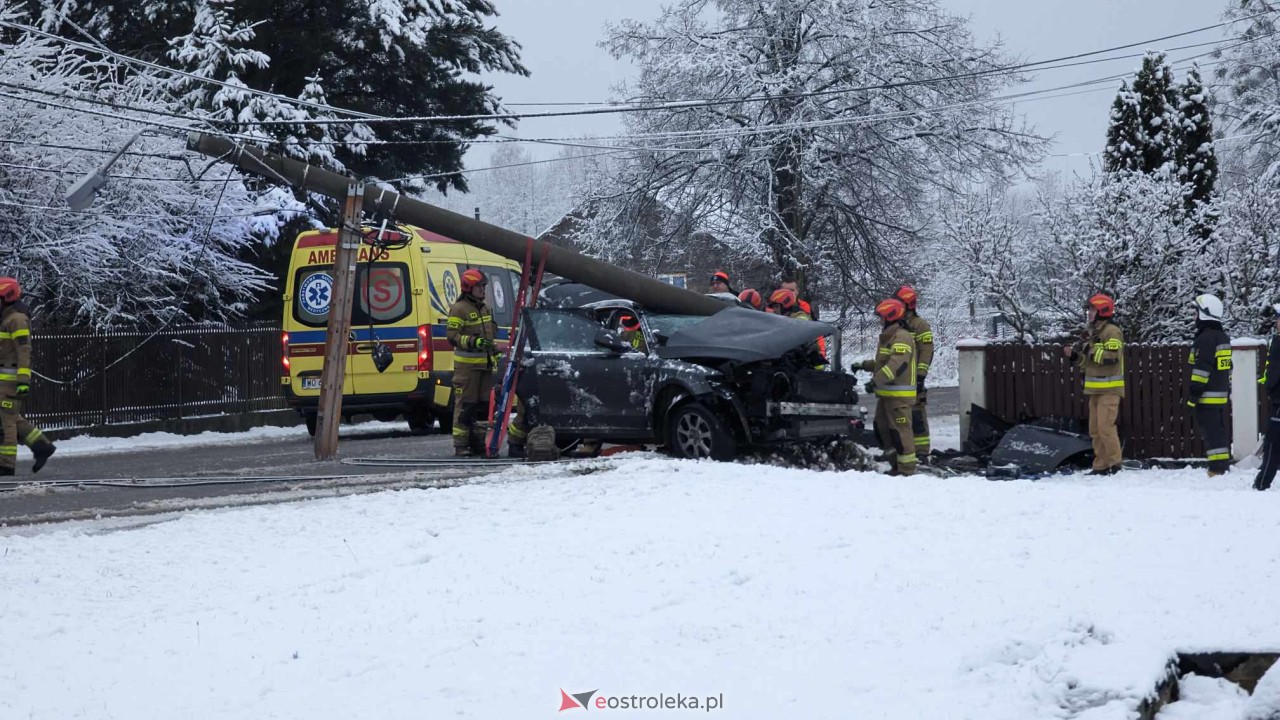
[196,13,1278,127]
[0,18,381,122]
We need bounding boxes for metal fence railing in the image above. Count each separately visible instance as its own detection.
[25,324,286,432]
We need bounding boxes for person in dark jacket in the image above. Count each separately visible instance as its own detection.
[1255,303,1280,490]
[1188,294,1232,477]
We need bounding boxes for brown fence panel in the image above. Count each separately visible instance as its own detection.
[984,342,1215,460]
[23,325,286,432]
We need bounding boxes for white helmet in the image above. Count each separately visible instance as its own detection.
[1193,294,1224,322]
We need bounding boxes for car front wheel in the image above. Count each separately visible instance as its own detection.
[667,402,735,461]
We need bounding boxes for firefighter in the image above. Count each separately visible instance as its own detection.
[894,285,934,460]
[779,278,817,320]
[618,312,648,353]
[767,289,809,320]
[446,269,498,457]
[1187,294,1232,477]
[709,270,735,295]
[738,288,763,310]
[854,298,917,475]
[1254,302,1280,490]
[0,278,54,475]
[1063,293,1125,475]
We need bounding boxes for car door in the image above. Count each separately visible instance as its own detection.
[523,308,651,436]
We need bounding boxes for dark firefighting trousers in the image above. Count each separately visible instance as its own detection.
[452,366,494,451]
[0,397,50,473]
[1193,404,1231,475]
[1255,410,1280,491]
[912,390,930,456]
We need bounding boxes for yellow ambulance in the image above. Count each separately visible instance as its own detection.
[280,224,522,435]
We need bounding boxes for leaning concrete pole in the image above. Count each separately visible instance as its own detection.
[187,133,727,316]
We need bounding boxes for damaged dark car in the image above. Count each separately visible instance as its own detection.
[515,295,862,461]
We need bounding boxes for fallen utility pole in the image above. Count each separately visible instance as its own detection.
[313,183,364,460]
[186,133,727,316]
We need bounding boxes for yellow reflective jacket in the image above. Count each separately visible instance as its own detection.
[905,312,934,379]
[860,323,916,399]
[445,295,497,370]
[0,303,32,394]
[1081,320,1125,397]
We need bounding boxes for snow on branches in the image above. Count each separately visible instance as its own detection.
[568,0,1046,314]
[0,2,289,328]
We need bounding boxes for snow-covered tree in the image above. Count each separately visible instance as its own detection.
[1104,53,1181,179]
[1034,172,1211,342]
[1177,66,1218,211]
[0,3,288,328]
[569,0,1045,317]
[37,0,528,191]
[1214,0,1280,180]
[934,191,1044,340]
[1104,81,1142,174]
[1209,177,1280,333]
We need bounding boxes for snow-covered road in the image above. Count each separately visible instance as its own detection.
[2,454,1277,719]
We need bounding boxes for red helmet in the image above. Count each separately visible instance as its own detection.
[710,270,731,287]
[768,288,797,311]
[0,277,21,303]
[738,288,763,310]
[875,298,907,323]
[460,269,487,294]
[1086,293,1115,318]
[894,285,919,310]
[619,313,640,331]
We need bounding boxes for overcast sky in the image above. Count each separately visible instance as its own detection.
[474,0,1225,178]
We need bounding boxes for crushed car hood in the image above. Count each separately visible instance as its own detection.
[656,307,834,363]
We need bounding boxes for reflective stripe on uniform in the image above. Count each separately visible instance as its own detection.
[11,329,29,339]
[1206,447,1231,461]
[916,362,930,374]
[876,385,917,398]
[891,343,912,354]
[1084,375,1124,389]
[898,453,918,464]
[0,373,17,382]
[454,356,489,365]
[914,436,930,446]
[23,428,43,444]
[452,427,469,437]
[915,332,933,343]
[1104,339,1122,350]
[879,365,896,380]
[507,423,527,440]
[0,445,16,456]
[1190,369,1209,382]
[1197,391,1229,405]
[447,318,463,330]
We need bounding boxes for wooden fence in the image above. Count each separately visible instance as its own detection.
[983,343,1213,460]
[24,324,286,431]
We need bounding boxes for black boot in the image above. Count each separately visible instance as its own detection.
[0,466,13,477]
[31,441,55,473]
[508,442,526,459]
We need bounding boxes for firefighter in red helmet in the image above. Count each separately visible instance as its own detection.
[0,278,54,475]
[445,269,498,457]
[894,285,934,460]
[1064,292,1125,475]
[738,289,763,311]
[854,298,917,476]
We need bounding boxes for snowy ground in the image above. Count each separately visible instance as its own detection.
[26,420,406,459]
[2,442,1278,719]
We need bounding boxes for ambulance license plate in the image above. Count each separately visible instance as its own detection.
[301,377,322,390]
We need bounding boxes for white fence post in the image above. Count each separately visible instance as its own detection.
[1232,338,1266,460]
[957,340,988,450]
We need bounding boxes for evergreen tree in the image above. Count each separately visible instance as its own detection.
[1104,81,1142,173]
[29,0,528,191]
[1128,52,1182,178]
[1177,66,1219,210]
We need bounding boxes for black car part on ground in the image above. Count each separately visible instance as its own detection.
[985,424,1094,479]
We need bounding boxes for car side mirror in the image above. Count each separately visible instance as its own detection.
[594,328,631,354]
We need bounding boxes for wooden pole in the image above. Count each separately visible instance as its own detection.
[314,183,364,460]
